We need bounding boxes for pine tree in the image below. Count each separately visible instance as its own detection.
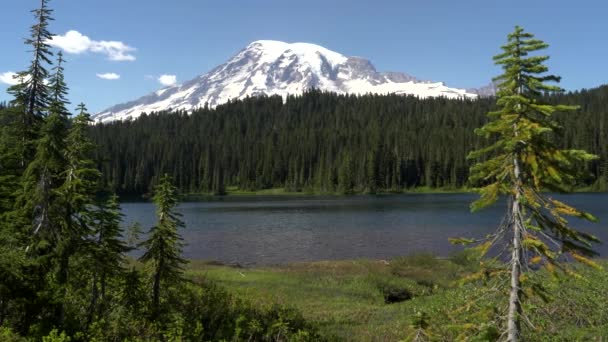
[0,106,21,214]
[60,103,100,217]
[27,52,74,326]
[339,153,355,194]
[366,151,379,194]
[48,52,70,118]
[87,193,129,325]
[7,0,54,167]
[139,174,187,319]
[55,102,105,326]
[466,26,600,341]
[19,100,68,254]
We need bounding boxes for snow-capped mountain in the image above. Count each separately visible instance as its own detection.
[94,40,488,123]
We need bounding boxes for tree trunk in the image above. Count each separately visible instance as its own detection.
[507,155,523,341]
[507,46,526,340]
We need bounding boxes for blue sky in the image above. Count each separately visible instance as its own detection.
[1,0,607,113]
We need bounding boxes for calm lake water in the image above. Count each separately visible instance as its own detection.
[121,193,608,265]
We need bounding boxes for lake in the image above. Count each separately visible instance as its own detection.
[121,193,608,265]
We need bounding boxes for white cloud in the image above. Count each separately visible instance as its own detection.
[0,72,19,85]
[96,72,121,80]
[158,74,177,86]
[47,30,136,62]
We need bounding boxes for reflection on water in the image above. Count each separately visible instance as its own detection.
[121,193,608,265]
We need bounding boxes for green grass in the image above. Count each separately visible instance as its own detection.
[187,255,608,341]
[182,186,475,199]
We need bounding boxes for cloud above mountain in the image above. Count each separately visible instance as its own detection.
[158,74,177,86]
[97,72,121,80]
[48,30,136,61]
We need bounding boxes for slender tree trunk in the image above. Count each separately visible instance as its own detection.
[507,50,526,341]
[507,150,524,341]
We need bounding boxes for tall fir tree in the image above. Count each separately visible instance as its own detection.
[25,51,74,326]
[58,102,105,327]
[48,52,70,118]
[7,0,54,167]
[61,104,99,204]
[20,51,70,253]
[60,103,99,227]
[465,26,600,341]
[139,174,187,319]
[87,193,129,325]
[19,102,68,254]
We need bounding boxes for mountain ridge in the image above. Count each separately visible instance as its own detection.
[93,40,492,123]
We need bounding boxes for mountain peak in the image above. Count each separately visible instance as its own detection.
[93,41,486,123]
[242,40,348,71]
[247,40,345,58]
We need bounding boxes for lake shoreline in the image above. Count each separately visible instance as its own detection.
[118,186,607,202]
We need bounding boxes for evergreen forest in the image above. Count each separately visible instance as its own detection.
[87,87,608,196]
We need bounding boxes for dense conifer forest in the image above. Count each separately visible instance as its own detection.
[89,86,608,195]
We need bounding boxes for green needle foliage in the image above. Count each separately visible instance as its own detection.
[139,174,188,320]
[7,0,54,167]
[21,0,54,118]
[48,52,70,119]
[87,193,129,325]
[464,26,600,340]
[19,93,68,254]
[60,103,100,220]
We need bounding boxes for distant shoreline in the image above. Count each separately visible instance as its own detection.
[117,186,606,201]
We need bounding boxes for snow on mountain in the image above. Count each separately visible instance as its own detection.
[93,40,487,123]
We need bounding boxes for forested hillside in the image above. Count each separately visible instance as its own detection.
[89,86,608,195]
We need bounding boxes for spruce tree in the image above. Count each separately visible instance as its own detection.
[24,51,72,326]
[60,103,100,219]
[0,105,21,214]
[139,174,187,319]
[19,101,68,254]
[87,193,129,325]
[339,153,355,194]
[48,52,69,118]
[7,0,54,167]
[465,26,599,341]
[57,102,106,326]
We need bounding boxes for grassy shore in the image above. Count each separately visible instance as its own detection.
[182,186,474,199]
[181,185,607,199]
[186,255,608,341]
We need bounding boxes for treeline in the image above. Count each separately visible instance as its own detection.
[90,86,608,195]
